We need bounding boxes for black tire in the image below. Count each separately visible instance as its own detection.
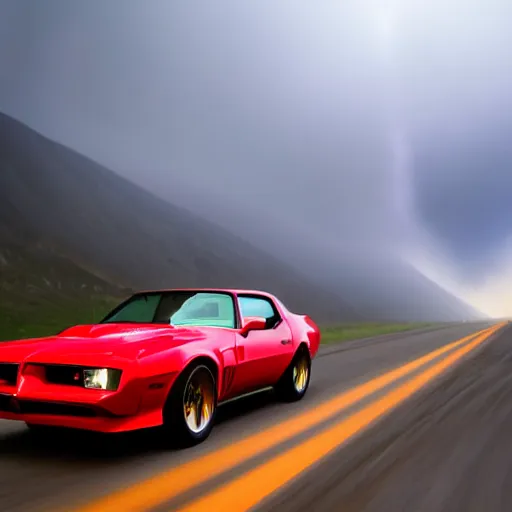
[162,363,217,448]
[274,346,311,402]
[25,423,59,438]
[26,423,50,431]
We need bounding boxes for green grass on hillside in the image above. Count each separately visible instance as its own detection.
[0,241,126,341]
[320,322,434,344]
[0,296,119,342]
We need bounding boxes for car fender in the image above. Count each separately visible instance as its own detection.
[268,294,320,359]
[136,340,232,401]
[286,314,321,359]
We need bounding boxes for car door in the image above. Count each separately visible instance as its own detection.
[228,295,294,397]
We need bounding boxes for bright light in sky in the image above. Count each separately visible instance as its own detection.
[371,0,512,318]
[375,9,397,43]
[410,241,512,319]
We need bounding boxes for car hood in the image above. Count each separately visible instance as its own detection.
[0,324,209,365]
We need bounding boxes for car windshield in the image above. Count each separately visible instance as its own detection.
[100,291,236,328]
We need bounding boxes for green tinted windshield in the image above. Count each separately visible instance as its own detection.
[101,291,236,328]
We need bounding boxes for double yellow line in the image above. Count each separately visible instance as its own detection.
[74,322,505,512]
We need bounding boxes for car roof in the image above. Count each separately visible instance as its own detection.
[133,288,276,299]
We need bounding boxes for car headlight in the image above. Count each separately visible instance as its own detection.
[83,368,122,391]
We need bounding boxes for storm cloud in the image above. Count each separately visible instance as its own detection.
[1,0,511,314]
[387,0,512,282]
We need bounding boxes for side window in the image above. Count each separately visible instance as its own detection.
[238,296,280,329]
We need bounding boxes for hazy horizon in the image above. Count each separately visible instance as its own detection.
[1,0,511,316]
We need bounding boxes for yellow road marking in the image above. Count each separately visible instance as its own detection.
[177,322,505,512]
[72,325,494,512]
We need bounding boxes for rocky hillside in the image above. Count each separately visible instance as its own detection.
[0,112,357,339]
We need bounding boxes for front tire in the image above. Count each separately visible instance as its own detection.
[25,423,60,438]
[26,423,52,431]
[162,363,217,448]
[275,347,311,402]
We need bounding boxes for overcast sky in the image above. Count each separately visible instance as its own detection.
[1,0,511,316]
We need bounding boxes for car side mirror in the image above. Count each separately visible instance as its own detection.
[240,316,266,337]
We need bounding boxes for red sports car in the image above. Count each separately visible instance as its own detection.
[0,289,320,445]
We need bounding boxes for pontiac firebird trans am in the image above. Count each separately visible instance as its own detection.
[0,289,320,446]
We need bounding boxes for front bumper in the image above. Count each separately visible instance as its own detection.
[0,394,164,432]
[0,364,179,432]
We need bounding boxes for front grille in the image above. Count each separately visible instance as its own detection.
[18,400,97,417]
[0,395,97,417]
[0,363,19,385]
[45,365,84,387]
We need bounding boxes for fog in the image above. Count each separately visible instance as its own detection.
[1,0,511,316]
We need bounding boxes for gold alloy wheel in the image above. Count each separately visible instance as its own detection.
[183,366,215,434]
[292,354,309,393]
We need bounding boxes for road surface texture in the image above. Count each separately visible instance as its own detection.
[259,320,512,512]
[0,320,503,511]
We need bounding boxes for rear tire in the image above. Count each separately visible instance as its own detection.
[162,363,217,448]
[275,346,311,402]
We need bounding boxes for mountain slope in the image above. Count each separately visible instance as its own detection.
[318,253,486,322]
[179,194,487,322]
[175,203,487,322]
[0,113,358,326]
[272,247,486,322]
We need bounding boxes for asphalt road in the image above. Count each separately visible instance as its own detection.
[0,320,502,511]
